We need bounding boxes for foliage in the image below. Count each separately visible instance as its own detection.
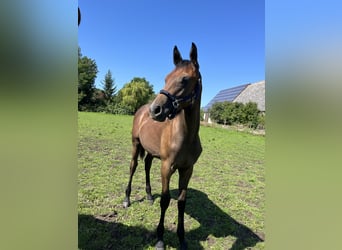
[103,102,132,115]
[209,101,262,129]
[78,47,156,114]
[209,101,226,124]
[148,92,157,103]
[117,77,155,114]
[257,113,265,130]
[92,88,106,112]
[101,70,117,105]
[78,47,99,111]
[78,112,265,250]
[200,108,205,121]
[242,102,259,128]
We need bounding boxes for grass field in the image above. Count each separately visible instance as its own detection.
[78,112,265,250]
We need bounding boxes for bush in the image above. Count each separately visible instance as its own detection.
[209,101,263,129]
[242,102,259,129]
[257,113,265,130]
[200,109,205,121]
[104,103,132,115]
[209,102,222,123]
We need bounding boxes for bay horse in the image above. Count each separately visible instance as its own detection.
[123,43,202,250]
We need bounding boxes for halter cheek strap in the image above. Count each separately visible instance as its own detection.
[159,89,180,110]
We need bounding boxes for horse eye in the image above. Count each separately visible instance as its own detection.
[181,77,190,84]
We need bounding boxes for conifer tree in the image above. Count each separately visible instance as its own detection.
[101,70,117,105]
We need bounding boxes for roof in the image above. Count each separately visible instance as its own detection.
[203,80,265,112]
[203,83,250,111]
[234,81,265,111]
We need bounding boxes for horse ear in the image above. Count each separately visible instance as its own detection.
[190,42,198,68]
[78,7,81,26]
[173,46,182,66]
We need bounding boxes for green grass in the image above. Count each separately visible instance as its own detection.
[78,112,265,250]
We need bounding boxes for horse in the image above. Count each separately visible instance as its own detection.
[123,43,202,250]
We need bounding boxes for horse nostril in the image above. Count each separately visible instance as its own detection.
[150,104,163,118]
[154,106,162,115]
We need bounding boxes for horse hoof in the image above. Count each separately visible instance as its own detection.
[147,198,154,205]
[123,201,130,208]
[155,240,164,250]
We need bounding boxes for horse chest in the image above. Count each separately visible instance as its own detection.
[171,138,202,167]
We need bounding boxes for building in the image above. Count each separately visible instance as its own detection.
[203,80,265,123]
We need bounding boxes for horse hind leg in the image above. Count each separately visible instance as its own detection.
[144,153,153,204]
[123,141,142,208]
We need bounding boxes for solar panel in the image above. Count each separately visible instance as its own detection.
[203,83,250,111]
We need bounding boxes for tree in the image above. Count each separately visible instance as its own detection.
[231,102,244,124]
[242,102,259,128]
[117,77,154,114]
[221,101,234,125]
[101,70,117,105]
[78,47,98,111]
[209,102,227,124]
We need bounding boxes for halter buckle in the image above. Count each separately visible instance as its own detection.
[172,99,179,109]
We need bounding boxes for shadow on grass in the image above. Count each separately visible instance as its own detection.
[78,214,156,250]
[184,188,264,249]
[79,188,264,250]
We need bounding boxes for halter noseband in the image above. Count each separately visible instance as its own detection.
[159,77,201,119]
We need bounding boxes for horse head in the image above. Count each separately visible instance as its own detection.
[150,43,201,122]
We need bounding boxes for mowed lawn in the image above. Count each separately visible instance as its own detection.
[78,112,265,250]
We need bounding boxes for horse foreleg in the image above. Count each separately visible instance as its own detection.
[155,191,170,250]
[123,143,140,208]
[176,166,194,250]
[155,163,173,250]
[144,153,153,204]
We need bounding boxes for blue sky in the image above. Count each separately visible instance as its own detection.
[78,0,264,107]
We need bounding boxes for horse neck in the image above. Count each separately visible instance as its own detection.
[182,89,201,141]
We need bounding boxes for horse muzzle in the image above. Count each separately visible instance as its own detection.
[150,103,167,122]
[149,95,175,122]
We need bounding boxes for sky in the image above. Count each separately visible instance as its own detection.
[78,0,264,108]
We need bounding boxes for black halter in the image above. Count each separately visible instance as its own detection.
[159,76,201,119]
